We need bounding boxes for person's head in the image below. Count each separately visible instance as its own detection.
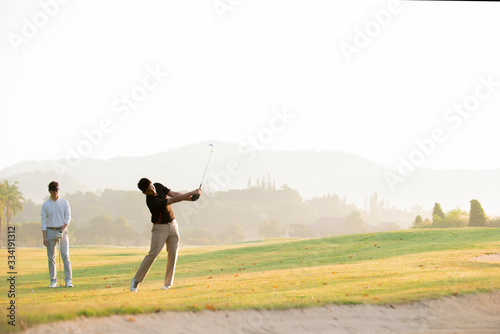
[48,181,59,200]
[138,178,156,196]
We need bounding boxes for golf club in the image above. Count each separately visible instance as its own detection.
[58,233,62,288]
[192,143,213,201]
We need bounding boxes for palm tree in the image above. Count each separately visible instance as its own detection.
[0,182,6,249]
[0,181,24,248]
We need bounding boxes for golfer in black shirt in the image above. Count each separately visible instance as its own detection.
[130,178,201,292]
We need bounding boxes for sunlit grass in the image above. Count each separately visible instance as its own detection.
[0,228,498,332]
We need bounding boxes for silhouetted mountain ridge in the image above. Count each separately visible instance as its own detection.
[2,141,499,214]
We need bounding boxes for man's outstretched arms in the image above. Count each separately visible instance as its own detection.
[166,189,201,205]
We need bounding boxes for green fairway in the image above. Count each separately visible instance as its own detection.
[1,228,499,332]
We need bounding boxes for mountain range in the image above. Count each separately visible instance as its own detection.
[1,141,499,215]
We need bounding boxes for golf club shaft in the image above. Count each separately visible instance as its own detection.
[199,146,213,189]
[59,239,62,288]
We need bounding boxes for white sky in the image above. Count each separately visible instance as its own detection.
[1,0,500,172]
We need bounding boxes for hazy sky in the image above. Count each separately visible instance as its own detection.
[1,0,500,173]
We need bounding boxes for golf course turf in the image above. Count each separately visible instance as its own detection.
[1,228,498,332]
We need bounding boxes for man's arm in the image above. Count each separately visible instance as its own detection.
[60,223,69,234]
[41,203,48,247]
[41,202,48,230]
[61,200,71,233]
[166,189,201,205]
[167,190,182,198]
[42,230,48,247]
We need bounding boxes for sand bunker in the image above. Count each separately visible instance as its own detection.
[22,291,500,334]
[472,253,500,263]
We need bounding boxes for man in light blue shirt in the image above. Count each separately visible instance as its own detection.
[41,181,73,288]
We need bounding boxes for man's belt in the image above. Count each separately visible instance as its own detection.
[155,219,174,225]
[47,227,62,230]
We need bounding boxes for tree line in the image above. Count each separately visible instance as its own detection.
[4,177,498,247]
[412,200,500,229]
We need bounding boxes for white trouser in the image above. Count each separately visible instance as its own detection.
[46,229,72,284]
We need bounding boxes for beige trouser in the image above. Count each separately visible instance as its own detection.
[134,220,180,286]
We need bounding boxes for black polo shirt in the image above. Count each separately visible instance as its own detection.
[146,183,175,224]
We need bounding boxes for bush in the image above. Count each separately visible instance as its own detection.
[469,199,488,227]
[488,218,500,228]
[444,208,468,228]
[413,216,432,229]
[431,208,468,228]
